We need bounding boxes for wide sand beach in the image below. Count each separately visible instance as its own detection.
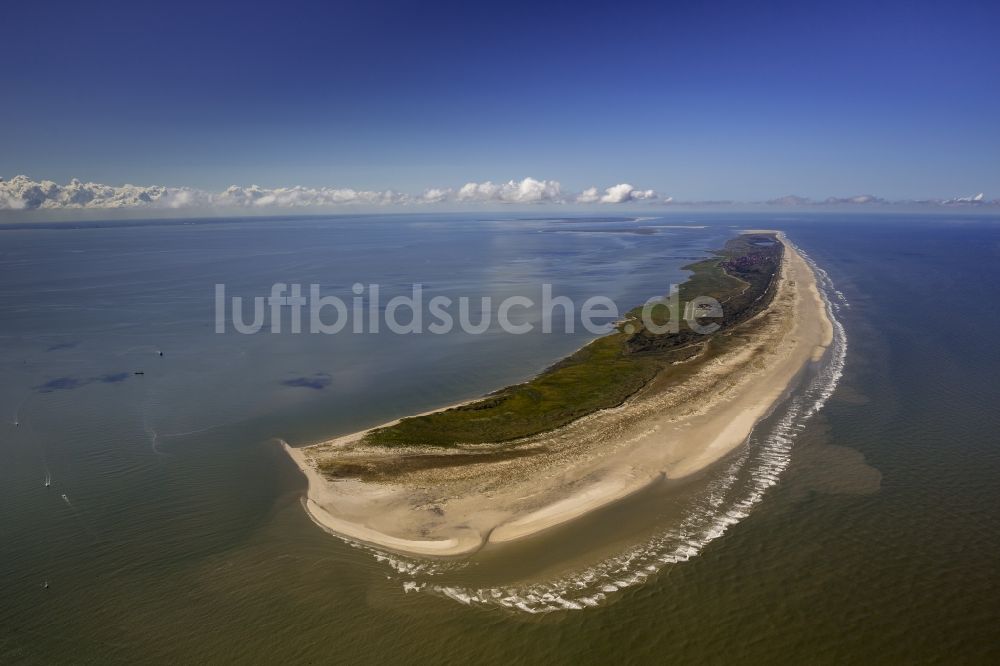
[284,232,833,557]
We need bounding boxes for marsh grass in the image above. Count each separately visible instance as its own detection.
[363,233,782,448]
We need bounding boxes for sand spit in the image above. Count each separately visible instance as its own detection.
[284,233,833,557]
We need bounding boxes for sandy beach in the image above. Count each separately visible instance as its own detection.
[284,233,833,557]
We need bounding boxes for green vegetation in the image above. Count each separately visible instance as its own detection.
[318,448,544,482]
[363,233,783,448]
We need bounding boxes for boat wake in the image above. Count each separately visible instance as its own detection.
[351,245,848,612]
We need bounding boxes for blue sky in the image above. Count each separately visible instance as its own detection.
[3,0,999,205]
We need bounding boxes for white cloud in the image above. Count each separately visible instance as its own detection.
[0,175,210,210]
[942,192,985,204]
[576,187,601,204]
[456,177,563,204]
[5,175,996,212]
[0,176,407,210]
[0,175,573,210]
[215,184,407,207]
[822,194,886,205]
[419,188,451,204]
[577,183,658,204]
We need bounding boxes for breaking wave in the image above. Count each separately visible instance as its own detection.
[366,244,848,612]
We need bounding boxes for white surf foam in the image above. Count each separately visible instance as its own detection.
[369,243,848,612]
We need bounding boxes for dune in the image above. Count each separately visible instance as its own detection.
[284,233,832,557]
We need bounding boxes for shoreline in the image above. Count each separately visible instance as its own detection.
[284,232,834,557]
[283,443,485,555]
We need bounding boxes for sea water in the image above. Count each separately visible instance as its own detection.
[1,213,997,662]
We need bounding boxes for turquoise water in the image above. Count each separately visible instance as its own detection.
[1,213,998,662]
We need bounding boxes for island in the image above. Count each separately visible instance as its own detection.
[283,230,834,556]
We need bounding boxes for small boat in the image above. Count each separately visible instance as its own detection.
[43,581,49,589]
[44,480,50,487]
[134,371,144,375]
[158,351,164,357]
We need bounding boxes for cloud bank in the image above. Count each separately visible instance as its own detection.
[577,183,657,204]
[214,184,406,207]
[765,192,996,207]
[0,176,589,210]
[0,175,413,210]
[0,176,208,210]
[1,175,995,211]
[456,178,564,204]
